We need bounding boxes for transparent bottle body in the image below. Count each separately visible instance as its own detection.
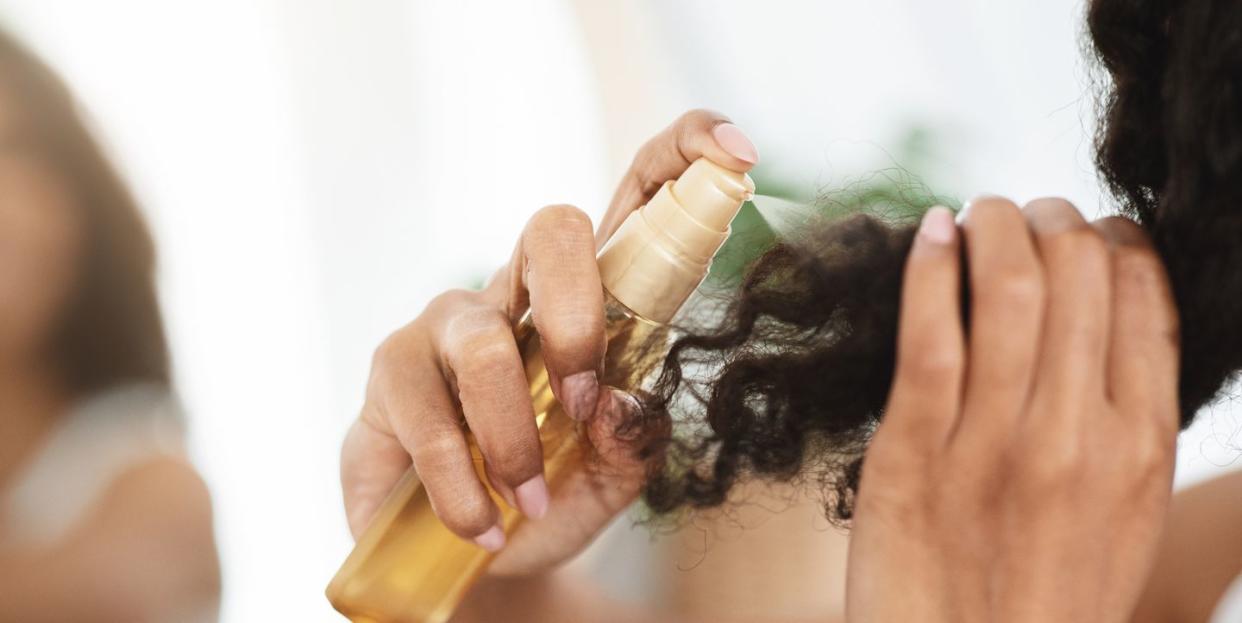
[327,292,669,623]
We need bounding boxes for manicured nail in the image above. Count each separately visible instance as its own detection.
[515,474,549,519]
[561,370,599,421]
[713,123,759,164]
[918,206,956,244]
[473,525,505,552]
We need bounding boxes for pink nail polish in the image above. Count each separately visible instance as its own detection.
[919,206,956,244]
[515,474,550,519]
[473,525,506,552]
[713,123,759,164]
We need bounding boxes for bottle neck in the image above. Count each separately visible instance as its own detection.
[596,159,753,324]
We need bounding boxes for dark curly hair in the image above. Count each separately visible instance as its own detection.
[631,0,1242,521]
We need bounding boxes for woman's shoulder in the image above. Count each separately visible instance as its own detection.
[2,382,190,547]
[1132,469,1242,623]
[0,388,220,621]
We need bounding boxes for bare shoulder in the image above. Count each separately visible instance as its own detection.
[80,456,222,620]
[0,456,221,622]
[94,455,216,526]
[1133,470,1242,623]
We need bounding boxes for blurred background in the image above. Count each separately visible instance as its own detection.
[0,0,1236,620]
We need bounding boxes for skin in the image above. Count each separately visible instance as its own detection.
[0,148,77,490]
[1132,470,1242,623]
[0,94,220,621]
[847,198,1180,622]
[349,110,1202,621]
[344,109,757,574]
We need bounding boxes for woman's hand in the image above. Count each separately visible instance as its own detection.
[846,197,1180,622]
[340,109,758,576]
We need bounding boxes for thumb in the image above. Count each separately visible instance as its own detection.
[488,388,655,575]
[549,387,653,526]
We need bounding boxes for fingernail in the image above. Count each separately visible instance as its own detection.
[713,123,759,164]
[959,194,1006,222]
[918,206,956,244]
[515,474,549,519]
[473,525,506,552]
[561,370,599,421]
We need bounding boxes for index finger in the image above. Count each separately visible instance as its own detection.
[508,204,607,422]
[597,109,758,244]
[883,207,966,447]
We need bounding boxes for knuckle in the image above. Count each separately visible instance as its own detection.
[1024,196,1078,212]
[1113,247,1180,330]
[422,289,481,326]
[1039,227,1112,295]
[484,440,543,485]
[979,268,1045,314]
[1093,215,1151,247]
[444,311,514,369]
[409,437,495,536]
[438,492,496,537]
[1016,441,1084,493]
[629,141,667,198]
[1113,245,1170,294]
[1130,423,1176,473]
[858,444,933,513]
[674,108,724,139]
[410,433,463,469]
[676,107,725,127]
[1023,196,1086,231]
[371,331,404,371]
[456,338,516,376]
[898,340,963,387]
[966,195,1021,217]
[630,109,726,197]
[371,326,427,378]
[1051,225,1110,263]
[540,310,604,351]
[1112,244,1164,281]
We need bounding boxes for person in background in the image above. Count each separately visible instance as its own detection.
[0,30,220,622]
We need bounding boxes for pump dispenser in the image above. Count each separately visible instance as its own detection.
[327,158,755,623]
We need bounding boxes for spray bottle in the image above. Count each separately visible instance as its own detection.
[326,158,755,623]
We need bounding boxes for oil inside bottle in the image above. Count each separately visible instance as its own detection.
[327,293,668,623]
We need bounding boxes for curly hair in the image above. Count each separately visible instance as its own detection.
[632,0,1242,521]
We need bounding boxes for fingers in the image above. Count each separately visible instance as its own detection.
[883,207,966,447]
[954,197,1045,446]
[489,388,649,575]
[1091,217,1180,430]
[1022,199,1112,430]
[598,109,758,243]
[509,205,606,421]
[340,414,413,539]
[435,297,548,522]
[367,323,505,548]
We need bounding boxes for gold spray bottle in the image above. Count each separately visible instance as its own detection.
[326,158,755,623]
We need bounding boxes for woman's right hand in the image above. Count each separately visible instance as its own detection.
[340,109,758,576]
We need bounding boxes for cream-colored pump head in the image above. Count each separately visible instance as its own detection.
[598,158,755,323]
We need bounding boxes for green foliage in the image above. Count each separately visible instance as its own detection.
[704,125,959,288]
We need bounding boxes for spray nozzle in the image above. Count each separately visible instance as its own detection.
[597,158,756,323]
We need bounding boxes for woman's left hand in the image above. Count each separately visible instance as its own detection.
[846,197,1180,623]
